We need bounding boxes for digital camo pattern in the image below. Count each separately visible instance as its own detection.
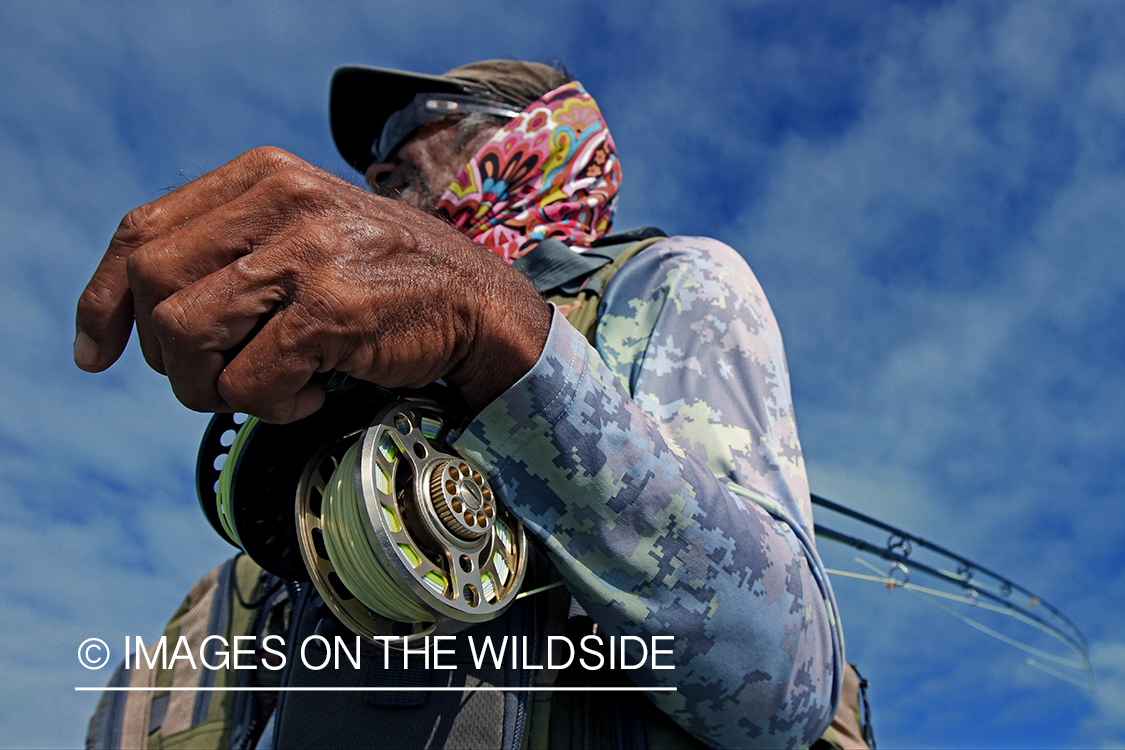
[454,236,844,748]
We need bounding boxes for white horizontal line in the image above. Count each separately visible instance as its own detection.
[77,686,675,692]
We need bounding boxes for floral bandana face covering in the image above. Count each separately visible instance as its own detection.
[435,82,622,263]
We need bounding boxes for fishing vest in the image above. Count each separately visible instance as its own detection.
[87,229,871,749]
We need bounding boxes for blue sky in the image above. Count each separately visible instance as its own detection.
[3,0,1124,747]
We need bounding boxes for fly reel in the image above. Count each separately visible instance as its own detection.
[196,385,528,641]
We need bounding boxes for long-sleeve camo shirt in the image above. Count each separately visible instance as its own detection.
[454,236,845,748]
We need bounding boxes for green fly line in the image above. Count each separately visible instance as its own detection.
[217,416,435,625]
[320,440,435,624]
[215,416,259,547]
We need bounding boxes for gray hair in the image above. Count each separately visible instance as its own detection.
[444,60,571,111]
[454,112,509,151]
[448,60,572,150]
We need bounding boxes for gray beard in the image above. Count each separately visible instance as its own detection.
[372,163,445,215]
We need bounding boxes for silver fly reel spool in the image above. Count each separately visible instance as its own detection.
[295,398,527,642]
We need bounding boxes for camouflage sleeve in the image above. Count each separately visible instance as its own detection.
[453,236,844,748]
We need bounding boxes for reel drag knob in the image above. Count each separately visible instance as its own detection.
[430,461,496,542]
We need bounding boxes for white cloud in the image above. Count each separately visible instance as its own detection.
[3,0,1124,746]
[1083,640,1125,746]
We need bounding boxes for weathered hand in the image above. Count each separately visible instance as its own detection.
[74,147,551,422]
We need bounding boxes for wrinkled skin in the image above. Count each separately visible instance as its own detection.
[364,119,474,214]
[74,138,551,423]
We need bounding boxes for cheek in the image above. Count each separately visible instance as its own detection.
[431,167,460,199]
[419,152,462,192]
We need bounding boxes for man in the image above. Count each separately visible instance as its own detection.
[79,60,844,748]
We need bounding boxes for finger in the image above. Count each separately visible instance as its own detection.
[156,247,299,411]
[153,283,282,414]
[128,169,330,374]
[74,147,333,371]
[150,222,335,415]
[74,221,141,372]
[218,308,327,424]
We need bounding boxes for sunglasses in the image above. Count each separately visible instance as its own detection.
[371,92,522,163]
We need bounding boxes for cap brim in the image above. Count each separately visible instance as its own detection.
[329,65,476,173]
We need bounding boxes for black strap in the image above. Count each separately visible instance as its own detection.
[513,227,665,294]
[589,226,667,247]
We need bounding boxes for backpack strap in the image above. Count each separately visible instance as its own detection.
[513,227,668,345]
[513,227,667,295]
[86,555,289,750]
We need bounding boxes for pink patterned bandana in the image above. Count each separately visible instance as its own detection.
[435,82,622,263]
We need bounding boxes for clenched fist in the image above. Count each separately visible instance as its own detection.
[75,147,551,422]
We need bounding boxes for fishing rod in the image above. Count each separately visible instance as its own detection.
[194,365,1092,682]
[811,493,1093,688]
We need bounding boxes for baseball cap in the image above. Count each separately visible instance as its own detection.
[329,60,569,172]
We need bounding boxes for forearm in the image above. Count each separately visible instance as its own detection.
[454,308,842,748]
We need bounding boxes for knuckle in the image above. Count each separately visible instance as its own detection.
[125,243,179,299]
[229,250,279,290]
[115,203,163,249]
[264,168,327,207]
[124,245,154,284]
[76,280,118,326]
[150,296,195,344]
[252,144,294,163]
[244,145,301,173]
